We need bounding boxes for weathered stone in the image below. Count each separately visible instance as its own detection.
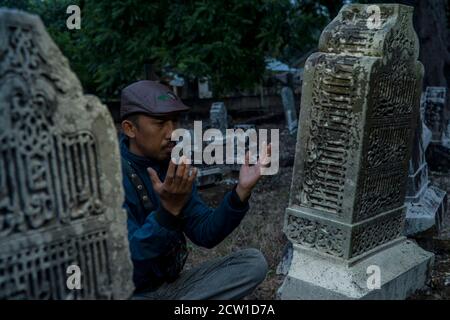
[280,86,298,135]
[0,9,133,299]
[195,166,224,187]
[422,87,450,172]
[422,87,448,144]
[210,102,228,133]
[278,240,432,300]
[233,124,256,131]
[419,93,434,151]
[406,119,429,201]
[198,77,213,99]
[442,122,450,149]
[404,97,447,237]
[422,122,433,151]
[279,4,433,300]
[276,242,293,276]
[405,186,447,236]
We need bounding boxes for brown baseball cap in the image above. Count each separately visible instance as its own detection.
[120,80,189,119]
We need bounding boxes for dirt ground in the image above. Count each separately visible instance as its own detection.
[187,121,450,300]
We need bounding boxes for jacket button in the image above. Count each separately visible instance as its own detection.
[142,195,148,201]
[137,185,143,190]
[131,174,137,178]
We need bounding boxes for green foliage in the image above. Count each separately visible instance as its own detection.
[0,0,345,98]
[0,0,91,90]
[0,0,31,10]
[282,0,331,63]
[79,0,295,96]
[33,1,91,91]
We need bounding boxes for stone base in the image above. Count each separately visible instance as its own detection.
[278,240,433,300]
[405,185,447,236]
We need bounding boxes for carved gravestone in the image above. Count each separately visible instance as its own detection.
[406,119,429,202]
[423,87,450,172]
[404,100,447,236]
[0,10,133,299]
[279,4,433,300]
[419,96,433,151]
[210,102,228,133]
[423,87,448,144]
[280,86,298,135]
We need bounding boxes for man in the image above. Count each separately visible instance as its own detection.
[120,80,269,299]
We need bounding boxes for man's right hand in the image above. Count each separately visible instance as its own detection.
[147,156,198,216]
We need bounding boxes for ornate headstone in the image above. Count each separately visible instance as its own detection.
[198,77,213,99]
[210,102,228,133]
[404,99,447,236]
[406,119,429,202]
[422,87,450,172]
[422,87,448,144]
[279,4,433,299]
[418,92,434,150]
[0,10,133,299]
[280,86,298,135]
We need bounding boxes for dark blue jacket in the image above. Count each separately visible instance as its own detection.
[119,134,250,293]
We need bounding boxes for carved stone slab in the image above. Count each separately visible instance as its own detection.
[285,4,423,261]
[210,102,228,133]
[280,4,434,300]
[404,94,447,237]
[281,86,298,135]
[422,87,450,172]
[406,117,429,201]
[0,9,133,299]
[422,87,448,144]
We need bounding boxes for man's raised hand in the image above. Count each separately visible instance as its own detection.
[147,155,197,216]
[236,142,272,202]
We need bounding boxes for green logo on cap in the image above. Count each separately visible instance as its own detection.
[157,92,177,101]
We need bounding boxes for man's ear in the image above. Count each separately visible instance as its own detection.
[121,120,137,138]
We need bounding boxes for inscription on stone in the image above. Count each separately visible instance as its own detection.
[0,10,133,299]
[285,4,423,260]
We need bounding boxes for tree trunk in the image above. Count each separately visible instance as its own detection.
[414,0,450,89]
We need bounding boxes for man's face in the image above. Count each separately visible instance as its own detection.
[122,114,179,161]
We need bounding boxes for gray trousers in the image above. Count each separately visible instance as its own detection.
[132,248,268,300]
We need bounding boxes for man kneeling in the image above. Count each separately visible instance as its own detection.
[119,80,269,299]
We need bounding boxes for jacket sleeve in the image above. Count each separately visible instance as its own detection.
[181,184,250,249]
[124,178,182,261]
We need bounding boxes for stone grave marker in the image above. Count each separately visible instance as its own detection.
[0,9,133,299]
[279,4,433,300]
